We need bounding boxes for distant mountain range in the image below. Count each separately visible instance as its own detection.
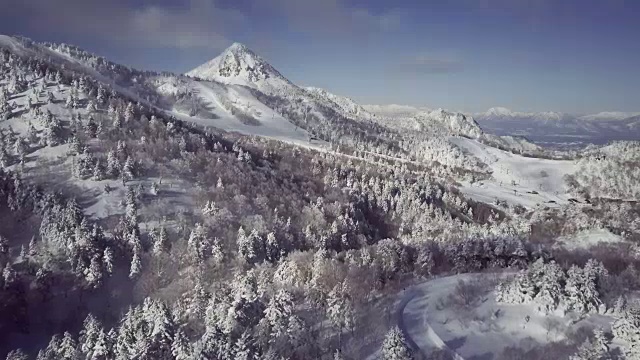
[473,107,640,147]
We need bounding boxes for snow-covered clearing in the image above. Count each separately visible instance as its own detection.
[398,274,614,359]
[450,136,577,208]
[556,228,625,250]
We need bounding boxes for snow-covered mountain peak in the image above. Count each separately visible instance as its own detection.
[485,107,514,117]
[186,42,292,93]
[226,42,249,52]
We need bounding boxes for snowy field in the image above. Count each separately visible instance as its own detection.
[450,137,577,208]
[397,274,615,359]
[556,228,624,251]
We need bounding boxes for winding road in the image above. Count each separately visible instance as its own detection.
[396,283,466,360]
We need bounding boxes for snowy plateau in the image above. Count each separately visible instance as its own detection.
[0,33,639,360]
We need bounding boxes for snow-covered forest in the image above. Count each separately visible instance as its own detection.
[0,34,638,360]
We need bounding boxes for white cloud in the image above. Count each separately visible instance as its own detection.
[3,0,247,50]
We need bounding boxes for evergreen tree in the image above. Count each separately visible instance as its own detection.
[327,284,354,337]
[265,232,280,263]
[103,247,114,275]
[171,328,192,360]
[0,235,8,256]
[152,227,169,255]
[84,254,103,288]
[129,250,141,279]
[381,326,413,360]
[124,102,135,122]
[59,331,80,360]
[233,331,255,360]
[264,289,294,339]
[86,116,98,138]
[92,160,105,180]
[570,328,611,360]
[96,86,106,105]
[65,93,74,109]
[106,150,120,178]
[5,349,28,360]
[3,262,16,287]
[188,223,212,263]
[612,308,640,358]
[28,236,37,256]
[534,260,565,314]
[122,157,135,182]
[79,314,102,355]
[86,100,97,113]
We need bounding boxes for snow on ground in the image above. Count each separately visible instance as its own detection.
[173,80,318,148]
[399,274,614,359]
[450,136,577,208]
[556,228,624,250]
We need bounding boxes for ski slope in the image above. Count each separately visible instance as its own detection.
[450,136,577,208]
[171,80,316,147]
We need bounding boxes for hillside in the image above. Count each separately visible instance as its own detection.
[0,33,638,360]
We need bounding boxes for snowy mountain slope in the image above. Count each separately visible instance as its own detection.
[304,87,373,120]
[173,80,313,146]
[0,36,313,148]
[0,35,159,104]
[362,104,432,118]
[450,136,577,208]
[361,103,485,139]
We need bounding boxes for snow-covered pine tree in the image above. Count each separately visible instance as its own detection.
[264,289,294,339]
[65,93,74,109]
[124,102,135,123]
[79,314,103,355]
[534,260,565,314]
[152,227,169,255]
[84,254,103,288]
[327,283,355,339]
[612,308,640,358]
[233,331,255,360]
[171,328,192,360]
[565,265,590,314]
[103,247,114,275]
[86,100,97,113]
[5,349,28,360]
[416,245,435,277]
[96,85,106,105]
[129,250,141,279]
[3,262,16,287]
[188,223,212,263]
[202,200,218,216]
[106,150,120,178]
[122,157,135,182]
[0,235,8,256]
[59,331,80,360]
[381,326,413,360]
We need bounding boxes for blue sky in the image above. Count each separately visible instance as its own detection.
[1,0,638,113]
